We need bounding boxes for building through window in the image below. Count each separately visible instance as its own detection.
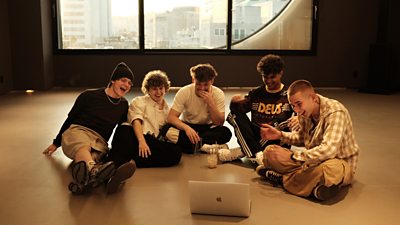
[55,0,316,52]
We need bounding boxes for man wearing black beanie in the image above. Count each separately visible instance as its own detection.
[108,62,134,87]
[43,62,136,195]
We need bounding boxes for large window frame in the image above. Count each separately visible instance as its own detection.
[52,0,319,55]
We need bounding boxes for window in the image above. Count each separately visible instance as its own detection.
[57,0,139,49]
[214,28,225,36]
[231,0,314,50]
[144,0,227,49]
[54,0,318,53]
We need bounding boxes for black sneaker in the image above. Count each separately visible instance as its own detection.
[256,165,268,178]
[256,165,283,186]
[68,182,90,195]
[313,184,340,201]
[266,170,283,186]
[106,160,136,194]
[71,161,89,186]
[88,161,116,188]
[69,161,90,194]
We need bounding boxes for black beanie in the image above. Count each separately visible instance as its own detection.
[110,62,134,82]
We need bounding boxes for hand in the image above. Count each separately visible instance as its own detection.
[260,123,281,140]
[138,141,151,158]
[197,90,214,107]
[288,116,300,131]
[43,144,58,156]
[184,126,201,144]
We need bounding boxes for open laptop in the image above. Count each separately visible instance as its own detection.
[188,180,251,217]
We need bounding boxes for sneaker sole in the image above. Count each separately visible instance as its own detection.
[68,182,89,195]
[314,185,340,201]
[71,161,89,186]
[255,165,268,179]
[248,157,260,165]
[90,163,117,188]
[200,144,229,154]
[106,161,136,194]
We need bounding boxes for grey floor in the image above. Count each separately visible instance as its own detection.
[0,87,399,225]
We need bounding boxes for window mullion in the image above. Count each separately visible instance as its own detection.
[139,0,145,51]
[227,0,233,51]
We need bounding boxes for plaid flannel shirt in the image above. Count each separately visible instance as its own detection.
[281,94,360,173]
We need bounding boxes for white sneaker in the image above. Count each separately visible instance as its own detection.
[165,127,180,144]
[200,143,229,153]
[255,151,264,165]
[247,151,264,165]
[218,147,244,162]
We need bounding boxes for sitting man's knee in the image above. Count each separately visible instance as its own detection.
[263,145,289,163]
[230,94,244,103]
[229,95,247,112]
[264,145,277,159]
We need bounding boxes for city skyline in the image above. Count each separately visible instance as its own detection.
[112,0,204,16]
[59,0,303,50]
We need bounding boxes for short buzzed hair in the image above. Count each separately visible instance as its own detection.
[288,80,315,97]
[190,63,218,82]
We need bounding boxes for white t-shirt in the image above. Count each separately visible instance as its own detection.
[128,95,169,136]
[171,84,225,125]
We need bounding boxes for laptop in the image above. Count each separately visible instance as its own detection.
[188,180,251,217]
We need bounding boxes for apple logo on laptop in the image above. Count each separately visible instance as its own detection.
[216,196,222,202]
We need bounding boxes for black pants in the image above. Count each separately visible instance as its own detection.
[167,123,232,154]
[226,111,281,158]
[105,125,182,168]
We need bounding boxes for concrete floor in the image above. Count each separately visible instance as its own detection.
[0,88,399,225]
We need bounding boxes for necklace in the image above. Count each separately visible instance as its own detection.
[105,88,121,105]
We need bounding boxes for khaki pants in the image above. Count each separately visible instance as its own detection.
[263,145,353,197]
[61,124,108,161]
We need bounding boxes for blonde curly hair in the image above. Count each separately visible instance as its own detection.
[141,70,171,94]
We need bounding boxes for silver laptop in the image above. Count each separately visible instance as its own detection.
[188,180,251,217]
